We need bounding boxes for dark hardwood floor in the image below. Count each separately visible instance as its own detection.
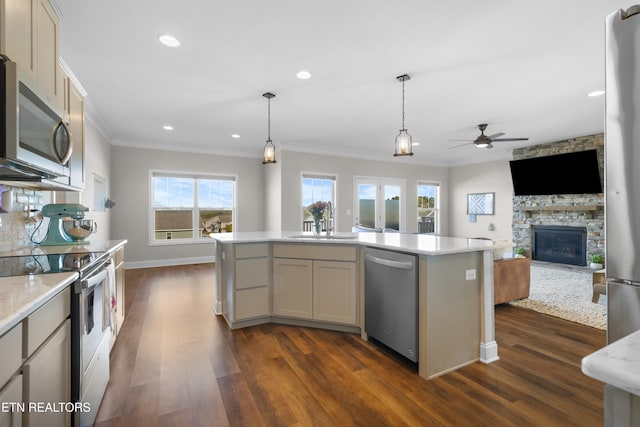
[95,264,606,427]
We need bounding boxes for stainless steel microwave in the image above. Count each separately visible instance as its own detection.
[1,56,72,180]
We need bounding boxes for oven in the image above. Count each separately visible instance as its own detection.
[71,253,112,427]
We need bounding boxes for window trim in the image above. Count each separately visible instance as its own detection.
[300,172,338,232]
[148,169,238,246]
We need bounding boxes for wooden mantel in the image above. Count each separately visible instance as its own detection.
[516,205,601,212]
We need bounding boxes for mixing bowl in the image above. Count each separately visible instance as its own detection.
[62,219,97,241]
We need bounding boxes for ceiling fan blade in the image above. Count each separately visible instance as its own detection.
[487,143,494,149]
[448,142,473,149]
[491,137,529,142]
[486,132,505,140]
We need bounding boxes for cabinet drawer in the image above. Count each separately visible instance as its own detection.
[235,243,269,259]
[24,287,70,358]
[274,244,356,261]
[0,323,22,389]
[235,287,270,320]
[235,258,269,290]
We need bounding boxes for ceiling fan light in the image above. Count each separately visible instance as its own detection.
[475,142,490,148]
[394,129,414,156]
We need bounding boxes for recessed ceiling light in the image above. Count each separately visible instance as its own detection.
[588,90,605,97]
[412,142,420,146]
[163,125,174,130]
[158,34,180,47]
[296,70,312,80]
[231,134,240,138]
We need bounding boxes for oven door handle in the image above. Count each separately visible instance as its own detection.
[82,261,111,290]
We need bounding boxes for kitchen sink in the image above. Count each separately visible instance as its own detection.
[287,233,358,240]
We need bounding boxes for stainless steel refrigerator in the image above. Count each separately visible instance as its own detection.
[605,5,640,344]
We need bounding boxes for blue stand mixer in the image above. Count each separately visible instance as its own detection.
[40,204,96,246]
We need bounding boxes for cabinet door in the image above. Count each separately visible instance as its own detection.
[34,0,59,101]
[0,374,23,427]
[1,0,34,72]
[273,259,313,319]
[67,79,85,189]
[23,319,71,427]
[313,261,357,325]
[116,262,125,330]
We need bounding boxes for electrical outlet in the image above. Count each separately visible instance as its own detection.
[465,269,476,281]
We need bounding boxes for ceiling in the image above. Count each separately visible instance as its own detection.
[54,0,627,167]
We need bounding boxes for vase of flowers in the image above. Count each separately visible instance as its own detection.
[309,201,328,236]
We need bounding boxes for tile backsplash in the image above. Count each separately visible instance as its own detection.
[0,185,50,252]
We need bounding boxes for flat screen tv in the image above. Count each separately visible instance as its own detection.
[509,149,603,196]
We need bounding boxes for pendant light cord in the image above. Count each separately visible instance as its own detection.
[401,78,405,130]
[267,96,271,141]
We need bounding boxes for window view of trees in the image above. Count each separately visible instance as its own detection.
[418,182,439,234]
[152,174,235,242]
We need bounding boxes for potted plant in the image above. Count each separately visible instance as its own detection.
[589,254,604,270]
[513,247,526,258]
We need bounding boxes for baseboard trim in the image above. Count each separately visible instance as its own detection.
[480,341,500,364]
[125,256,215,270]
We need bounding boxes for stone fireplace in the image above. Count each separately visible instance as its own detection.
[532,225,587,266]
[511,134,605,265]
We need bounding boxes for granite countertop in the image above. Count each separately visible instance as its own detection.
[582,330,640,396]
[0,272,77,336]
[210,231,512,256]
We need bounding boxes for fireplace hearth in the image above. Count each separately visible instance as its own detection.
[532,225,587,266]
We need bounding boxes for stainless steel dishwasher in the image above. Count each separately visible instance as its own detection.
[364,247,418,362]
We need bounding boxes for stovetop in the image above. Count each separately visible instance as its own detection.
[0,252,108,277]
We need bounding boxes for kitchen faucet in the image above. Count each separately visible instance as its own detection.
[326,202,334,235]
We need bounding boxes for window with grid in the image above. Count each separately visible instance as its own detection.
[151,172,235,244]
[301,174,336,231]
[417,182,439,234]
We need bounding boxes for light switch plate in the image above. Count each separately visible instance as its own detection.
[465,269,476,281]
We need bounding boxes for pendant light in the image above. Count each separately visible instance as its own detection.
[394,74,414,157]
[262,92,277,164]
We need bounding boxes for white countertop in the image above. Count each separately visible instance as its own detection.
[582,330,640,396]
[210,231,512,256]
[0,272,77,336]
[0,239,127,337]
[0,239,127,257]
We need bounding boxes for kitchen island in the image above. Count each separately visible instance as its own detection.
[212,231,512,380]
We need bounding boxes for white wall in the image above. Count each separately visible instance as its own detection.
[110,147,265,266]
[272,151,450,234]
[448,159,513,241]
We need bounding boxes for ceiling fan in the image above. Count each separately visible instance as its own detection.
[449,124,529,149]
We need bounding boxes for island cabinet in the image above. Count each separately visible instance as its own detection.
[273,244,357,326]
[221,243,271,325]
[420,251,481,380]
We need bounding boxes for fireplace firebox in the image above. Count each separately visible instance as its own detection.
[532,225,587,266]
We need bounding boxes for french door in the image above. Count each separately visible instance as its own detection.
[354,177,406,231]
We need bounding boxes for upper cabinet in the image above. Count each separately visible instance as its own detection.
[62,69,85,189]
[1,0,86,191]
[1,0,62,107]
